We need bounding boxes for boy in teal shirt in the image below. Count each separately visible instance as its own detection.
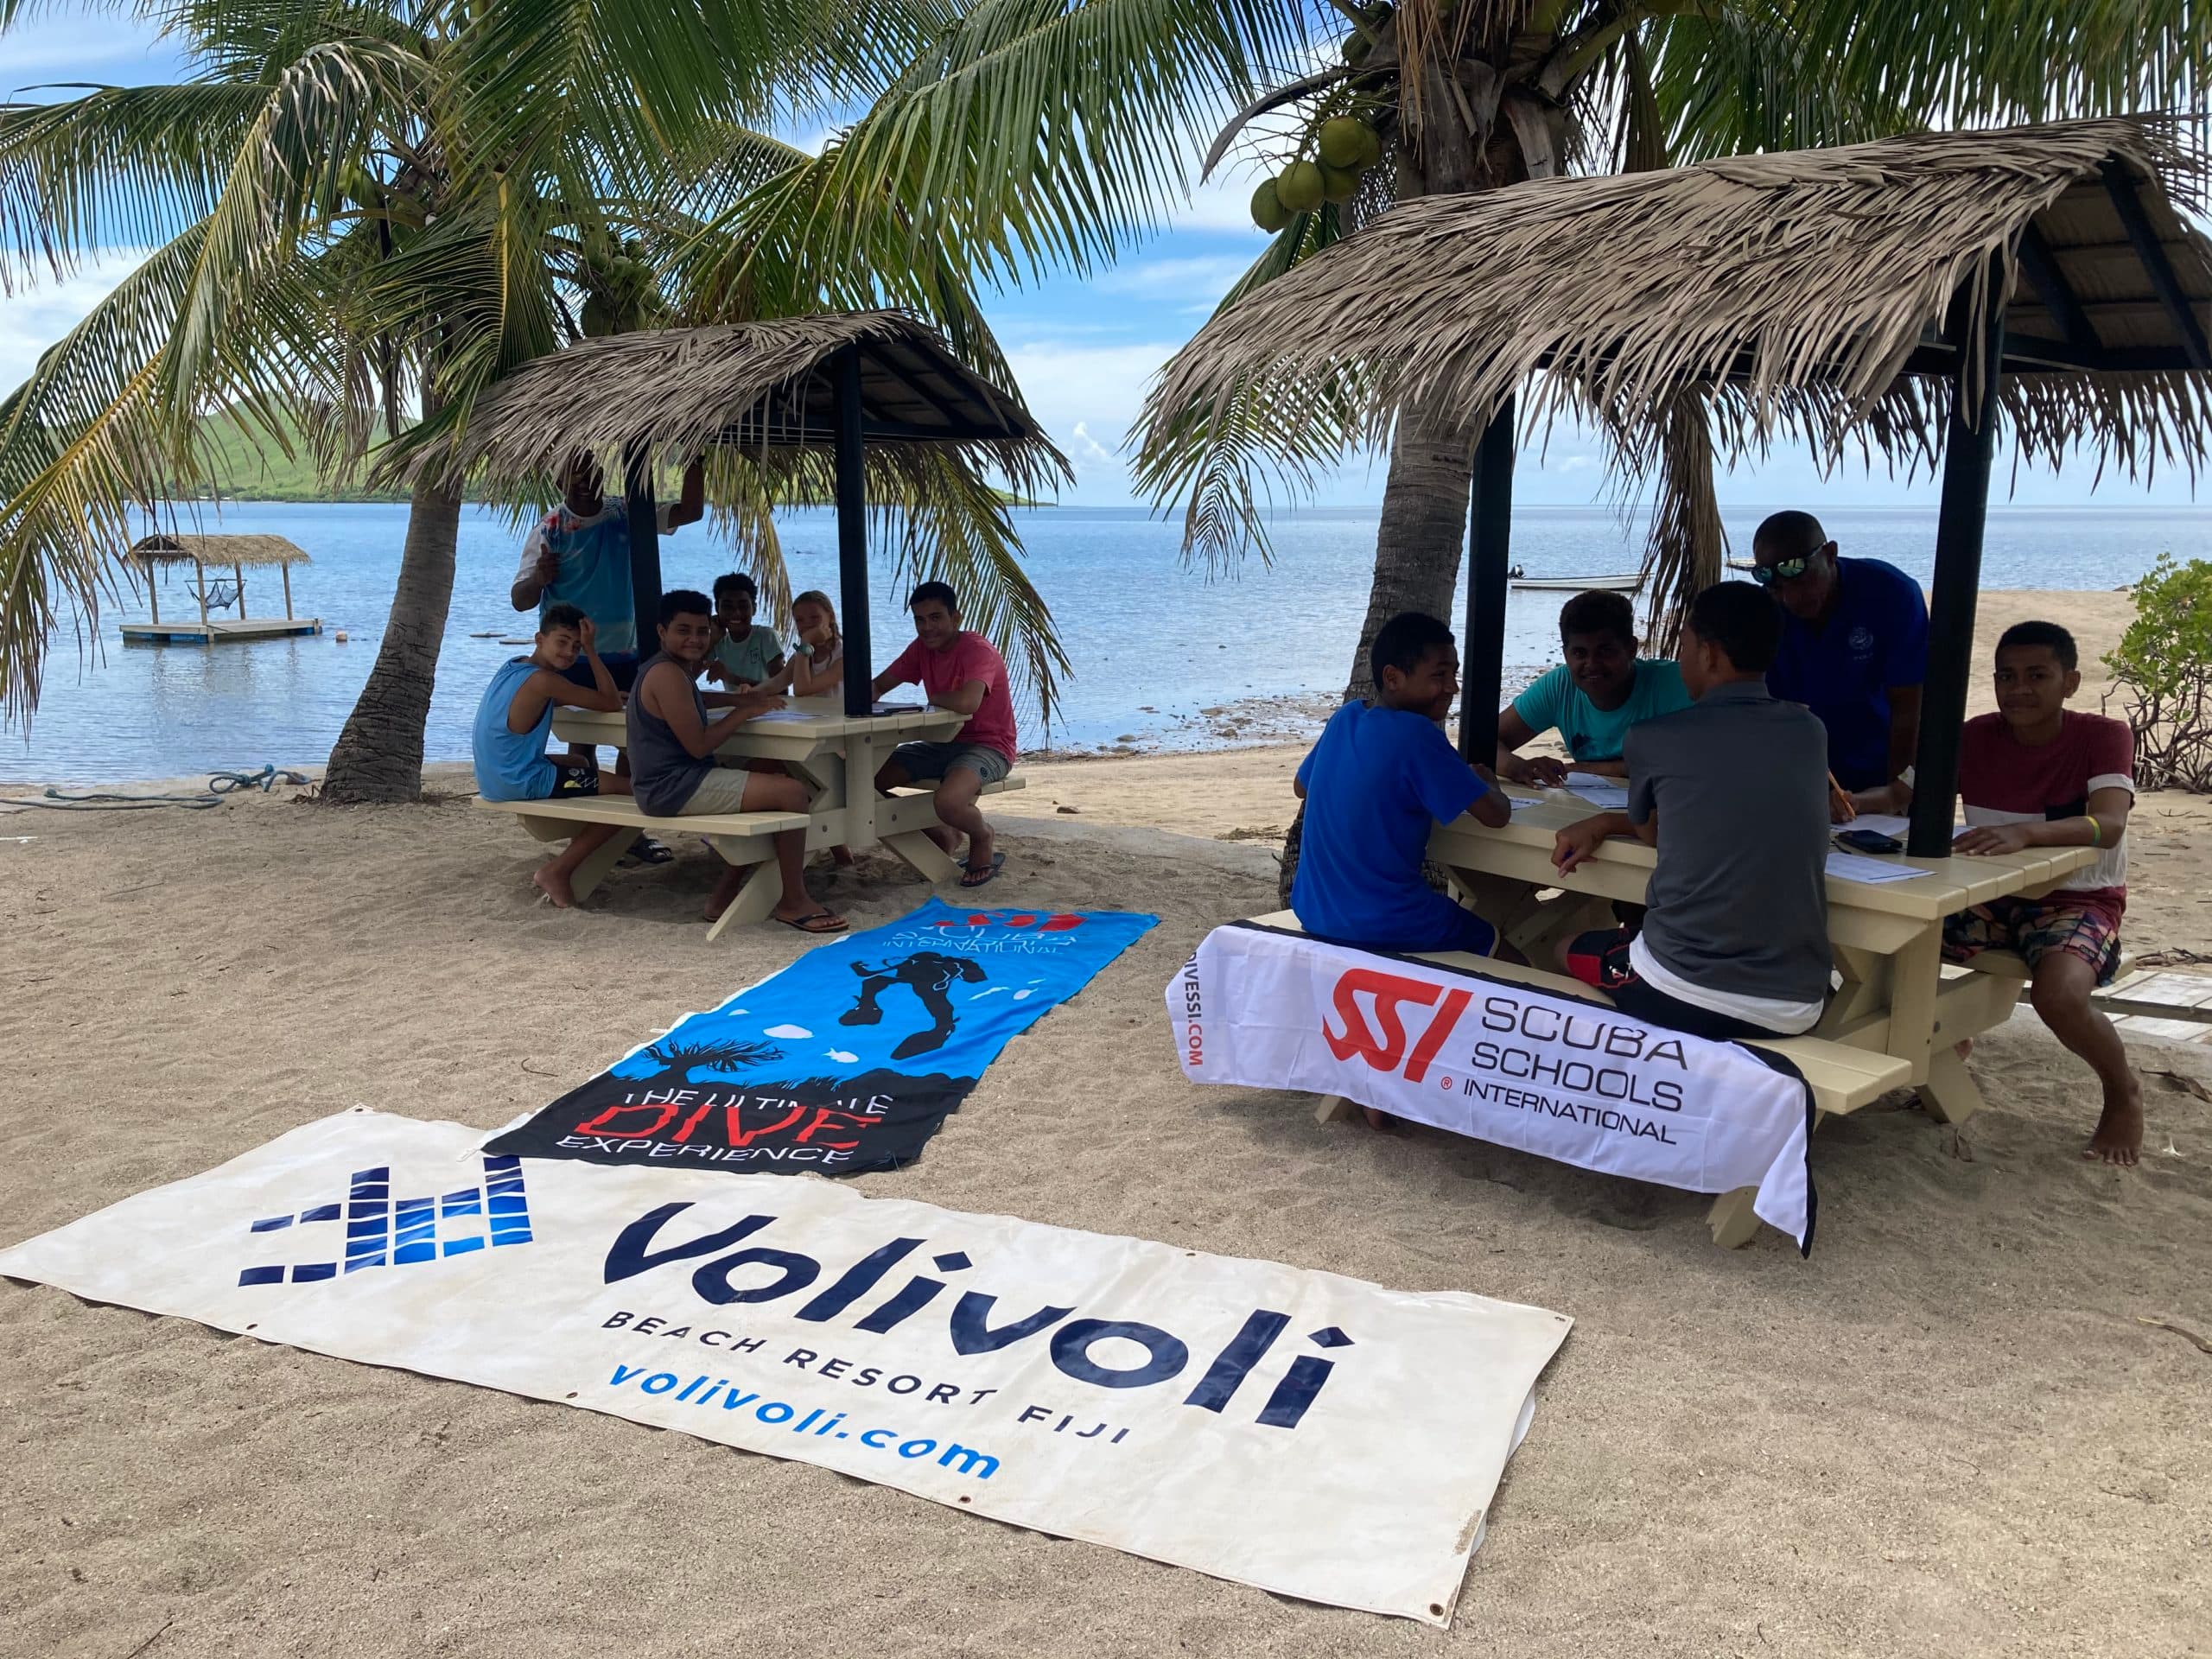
[706,572,786,689]
[1496,589,1690,785]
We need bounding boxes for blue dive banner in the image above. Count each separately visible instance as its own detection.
[486,899,1156,1175]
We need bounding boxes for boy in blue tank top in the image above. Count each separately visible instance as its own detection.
[470,604,633,907]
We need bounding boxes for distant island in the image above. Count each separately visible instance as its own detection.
[192,411,1050,508]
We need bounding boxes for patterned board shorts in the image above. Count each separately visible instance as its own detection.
[1942,896,2122,984]
[547,754,601,798]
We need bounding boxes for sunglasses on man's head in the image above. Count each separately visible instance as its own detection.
[1750,542,1834,585]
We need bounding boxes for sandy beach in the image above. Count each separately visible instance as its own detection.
[3,589,2209,1657]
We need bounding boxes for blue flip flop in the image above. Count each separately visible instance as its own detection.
[958,851,1007,888]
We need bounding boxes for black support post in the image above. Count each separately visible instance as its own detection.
[1459,396,1516,761]
[1908,270,2007,858]
[832,343,873,719]
[622,442,660,652]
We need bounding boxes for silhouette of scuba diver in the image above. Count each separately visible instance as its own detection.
[840,951,988,1060]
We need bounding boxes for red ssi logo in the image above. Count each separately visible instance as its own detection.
[1322,969,1471,1084]
[925,911,1084,931]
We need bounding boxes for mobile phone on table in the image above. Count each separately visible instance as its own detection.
[1834,829,1903,855]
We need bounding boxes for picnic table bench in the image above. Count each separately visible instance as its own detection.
[1431,789,2098,1129]
[475,696,1023,936]
[1248,910,1911,1247]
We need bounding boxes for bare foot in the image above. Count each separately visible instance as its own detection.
[2083,1076,2145,1166]
[702,867,747,923]
[832,845,855,868]
[1955,1037,1974,1061]
[532,865,576,909]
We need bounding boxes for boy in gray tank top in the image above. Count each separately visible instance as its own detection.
[1550,582,1831,1042]
[627,590,847,934]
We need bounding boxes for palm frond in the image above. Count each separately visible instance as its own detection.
[0,82,269,289]
[0,216,336,720]
[698,0,1312,299]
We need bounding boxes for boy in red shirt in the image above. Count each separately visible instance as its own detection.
[1932,621,2141,1164]
[872,582,1016,888]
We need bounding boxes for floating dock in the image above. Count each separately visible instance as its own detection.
[122,532,321,648]
[122,617,322,645]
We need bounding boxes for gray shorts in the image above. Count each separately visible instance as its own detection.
[891,741,1012,786]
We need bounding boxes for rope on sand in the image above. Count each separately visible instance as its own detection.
[12,764,311,810]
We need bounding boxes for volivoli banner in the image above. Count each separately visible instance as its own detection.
[1172,923,1818,1250]
[486,899,1156,1175]
[0,1109,1573,1625]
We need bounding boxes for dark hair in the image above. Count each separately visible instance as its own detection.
[908,580,959,616]
[657,588,713,626]
[1558,589,1636,647]
[1369,611,1456,689]
[713,571,757,599]
[1751,509,1827,557]
[1996,619,2078,671]
[540,602,586,633]
[1685,582,1783,672]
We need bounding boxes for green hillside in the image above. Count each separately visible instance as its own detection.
[193,410,409,503]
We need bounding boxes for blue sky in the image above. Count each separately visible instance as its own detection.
[4,10,2204,516]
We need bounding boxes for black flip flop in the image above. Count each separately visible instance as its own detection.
[622,836,675,867]
[958,851,1007,888]
[776,911,850,935]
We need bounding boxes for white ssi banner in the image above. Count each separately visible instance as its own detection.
[1173,923,1818,1250]
[0,1109,1571,1625]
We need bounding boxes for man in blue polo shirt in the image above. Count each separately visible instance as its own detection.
[1753,510,1928,816]
[509,448,706,693]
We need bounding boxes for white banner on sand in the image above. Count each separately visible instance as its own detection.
[0,1110,1570,1626]
[1173,924,1818,1250]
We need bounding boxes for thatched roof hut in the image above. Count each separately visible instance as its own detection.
[129,535,312,567]
[1143,117,2212,855]
[404,311,1065,502]
[398,311,1065,717]
[1147,117,2212,475]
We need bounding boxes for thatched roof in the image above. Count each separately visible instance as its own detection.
[1146,118,2212,480]
[129,534,310,567]
[403,312,1067,497]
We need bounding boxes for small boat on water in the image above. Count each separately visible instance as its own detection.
[1509,570,1645,593]
[122,534,322,645]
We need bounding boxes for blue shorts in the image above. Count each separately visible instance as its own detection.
[890,741,1013,786]
[560,651,639,693]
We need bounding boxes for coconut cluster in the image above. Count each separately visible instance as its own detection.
[1250,115,1385,231]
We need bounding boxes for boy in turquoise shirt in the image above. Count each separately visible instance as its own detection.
[1495,589,1690,785]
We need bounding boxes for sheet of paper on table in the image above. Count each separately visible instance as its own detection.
[1506,794,1546,815]
[871,699,925,715]
[1825,850,1931,883]
[1567,782,1631,810]
[747,708,815,724]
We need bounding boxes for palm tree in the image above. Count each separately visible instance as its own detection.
[685,0,2212,899]
[0,0,1065,801]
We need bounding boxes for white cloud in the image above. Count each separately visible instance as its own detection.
[1001,338,1183,498]
[0,251,152,392]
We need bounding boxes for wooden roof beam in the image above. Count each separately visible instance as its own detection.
[2015,224,2100,350]
[2102,158,2212,372]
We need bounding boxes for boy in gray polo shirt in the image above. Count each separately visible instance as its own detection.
[1550,582,1831,1042]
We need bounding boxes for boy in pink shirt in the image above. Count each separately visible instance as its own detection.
[1927,621,2141,1165]
[871,582,1017,887]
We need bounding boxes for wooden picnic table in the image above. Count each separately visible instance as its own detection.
[500,696,1020,933]
[1431,788,2100,1126]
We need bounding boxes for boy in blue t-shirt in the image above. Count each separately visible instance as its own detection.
[1294,612,1513,957]
[1495,588,1690,785]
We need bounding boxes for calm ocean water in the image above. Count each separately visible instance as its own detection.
[9,502,2209,784]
